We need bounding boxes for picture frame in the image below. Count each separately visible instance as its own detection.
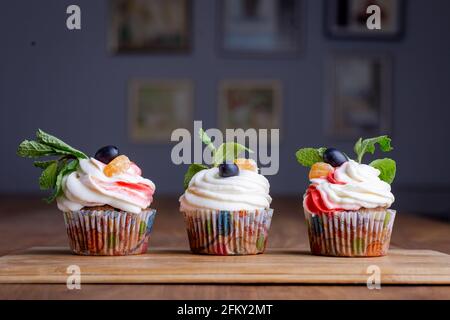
[109,0,192,53]
[217,0,304,57]
[129,79,194,143]
[218,79,282,133]
[325,0,405,40]
[325,53,392,139]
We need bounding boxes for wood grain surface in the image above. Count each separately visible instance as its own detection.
[1,247,449,284]
[0,196,449,299]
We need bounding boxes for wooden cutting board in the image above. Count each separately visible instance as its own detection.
[0,247,449,284]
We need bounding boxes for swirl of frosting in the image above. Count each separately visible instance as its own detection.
[304,160,394,213]
[56,158,155,214]
[179,166,271,211]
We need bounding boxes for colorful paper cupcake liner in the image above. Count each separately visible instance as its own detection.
[63,208,156,256]
[182,209,274,255]
[304,208,396,257]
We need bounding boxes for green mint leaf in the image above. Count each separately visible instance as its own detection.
[18,140,77,158]
[184,163,209,190]
[354,135,393,163]
[17,140,59,158]
[38,161,58,190]
[198,128,216,152]
[33,160,56,169]
[18,129,88,204]
[36,129,88,159]
[295,147,326,167]
[369,158,396,184]
[213,142,253,166]
[46,159,79,203]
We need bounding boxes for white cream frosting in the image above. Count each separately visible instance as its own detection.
[56,158,155,214]
[308,160,394,211]
[179,166,272,212]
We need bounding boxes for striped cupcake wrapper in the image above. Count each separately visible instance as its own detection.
[63,208,156,256]
[182,209,274,255]
[304,209,396,257]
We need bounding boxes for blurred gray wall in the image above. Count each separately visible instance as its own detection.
[1,0,450,214]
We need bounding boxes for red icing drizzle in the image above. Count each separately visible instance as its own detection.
[115,181,151,193]
[304,168,346,214]
[326,171,346,185]
[91,161,155,208]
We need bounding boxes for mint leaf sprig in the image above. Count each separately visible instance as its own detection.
[354,136,395,184]
[354,135,392,163]
[183,128,253,189]
[183,163,208,190]
[295,147,326,167]
[199,128,216,153]
[17,129,87,202]
[35,129,87,159]
[294,135,396,184]
[18,129,87,159]
[369,158,396,184]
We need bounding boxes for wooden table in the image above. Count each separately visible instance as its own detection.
[0,196,449,299]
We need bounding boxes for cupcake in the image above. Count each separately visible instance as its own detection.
[295,136,396,257]
[179,129,273,255]
[18,129,156,255]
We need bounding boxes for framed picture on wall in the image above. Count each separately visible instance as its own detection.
[109,0,191,53]
[325,53,392,138]
[217,0,303,57]
[219,80,282,132]
[129,79,193,143]
[325,0,404,39]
